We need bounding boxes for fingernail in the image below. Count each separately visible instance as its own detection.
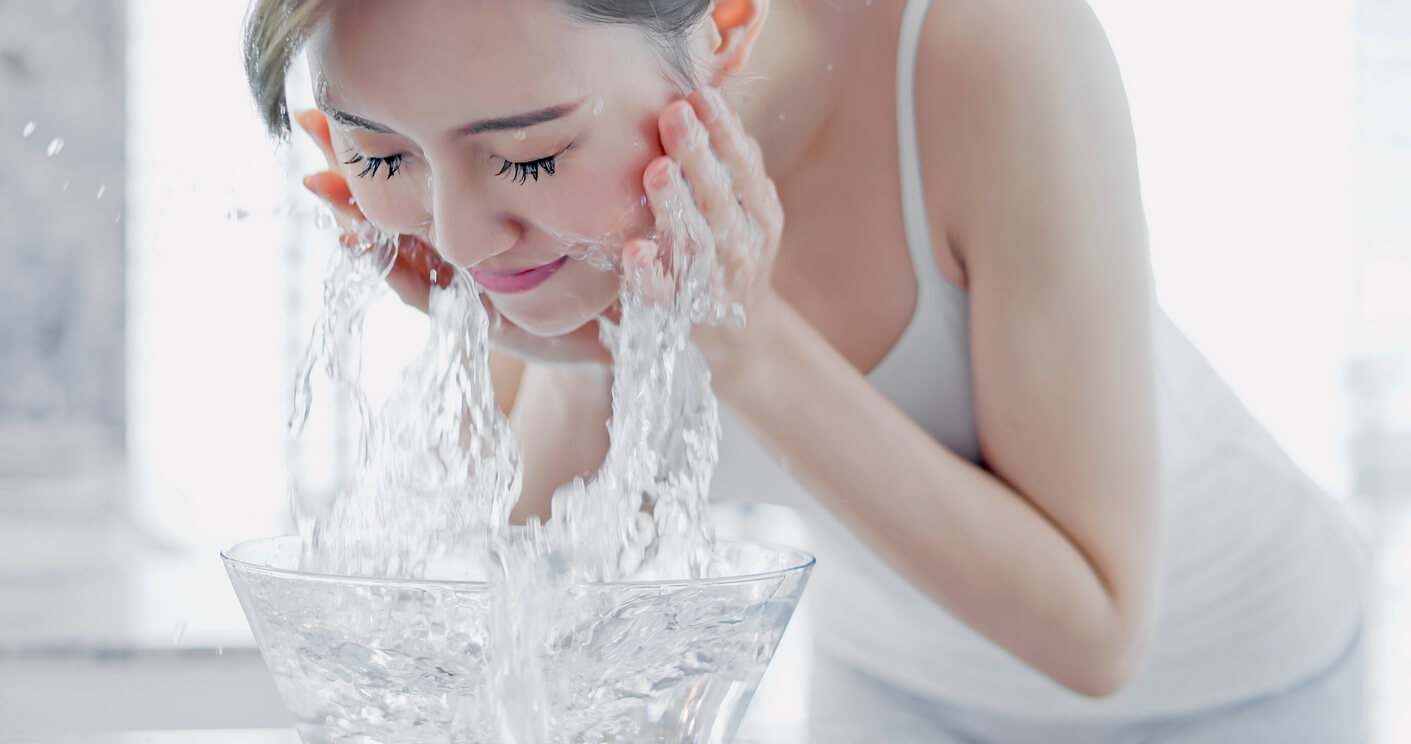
[651,161,674,189]
[672,105,695,136]
[302,175,318,193]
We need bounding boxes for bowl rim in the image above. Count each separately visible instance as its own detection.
[221,535,815,591]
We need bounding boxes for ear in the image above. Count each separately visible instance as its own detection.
[704,0,769,85]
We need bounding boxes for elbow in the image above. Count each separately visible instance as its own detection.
[1062,614,1154,698]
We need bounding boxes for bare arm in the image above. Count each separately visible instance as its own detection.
[717,0,1161,697]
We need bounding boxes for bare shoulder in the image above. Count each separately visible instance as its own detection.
[912,0,1136,273]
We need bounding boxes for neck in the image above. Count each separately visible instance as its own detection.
[722,2,881,181]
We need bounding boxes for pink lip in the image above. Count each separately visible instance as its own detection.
[468,256,570,294]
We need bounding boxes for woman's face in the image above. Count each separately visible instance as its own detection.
[309,0,697,337]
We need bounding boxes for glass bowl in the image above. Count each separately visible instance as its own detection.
[223,536,813,743]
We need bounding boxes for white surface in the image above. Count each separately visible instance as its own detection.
[2,727,803,744]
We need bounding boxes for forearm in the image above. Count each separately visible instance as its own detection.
[719,302,1149,696]
[507,363,612,524]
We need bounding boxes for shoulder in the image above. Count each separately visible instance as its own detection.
[912,0,1138,271]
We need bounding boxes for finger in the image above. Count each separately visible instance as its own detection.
[690,88,781,241]
[643,156,715,278]
[294,109,339,170]
[621,238,673,307]
[381,237,451,313]
[385,257,430,313]
[400,236,454,290]
[659,100,736,235]
[303,171,365,231]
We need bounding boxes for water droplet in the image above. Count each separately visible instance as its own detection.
[826,64,835,72]
[227,208,250,221]
[59,181,69,194]
[778,113,787,121]
[217,645,224,657]
[513,129,527,142]
[114,214,122,225]
[171,620,188,645]
[46,137,64,157]
[592,99,605,116]
[22,121,35,138]
[641,195,649,206]
[348,197,357,206]
[95,185,106,200]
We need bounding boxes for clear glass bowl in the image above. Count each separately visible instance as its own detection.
[223,536,813,744]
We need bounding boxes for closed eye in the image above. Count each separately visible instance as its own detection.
[345,152,403,180]
[496,154,558,185]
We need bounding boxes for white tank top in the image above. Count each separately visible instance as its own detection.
[711,0,1371,720]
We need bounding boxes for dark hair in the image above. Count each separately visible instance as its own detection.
[244,0,713,138]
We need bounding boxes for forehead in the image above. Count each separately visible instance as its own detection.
[309,0,653,130]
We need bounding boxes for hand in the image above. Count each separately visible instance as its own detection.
[294,110,610,365]
[622,87,787,392]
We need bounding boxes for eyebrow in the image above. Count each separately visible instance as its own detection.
[318,100,584,137]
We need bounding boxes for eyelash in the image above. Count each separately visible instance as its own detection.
[344,152,402,180]
[496,155,558,185]
[344,151,563,185]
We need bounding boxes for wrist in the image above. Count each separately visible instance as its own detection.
[711,293,801,409]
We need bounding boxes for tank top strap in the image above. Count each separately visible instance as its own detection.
[896,0,966,306]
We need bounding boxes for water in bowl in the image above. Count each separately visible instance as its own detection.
[229,199,810,742]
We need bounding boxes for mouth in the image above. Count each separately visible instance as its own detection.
[468,256,571,294]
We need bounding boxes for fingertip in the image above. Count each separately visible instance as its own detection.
[619,238,651,273]
[306,171,352,200]
[644,156,676,191]
[690,87,721,125]
[304,171,336,197]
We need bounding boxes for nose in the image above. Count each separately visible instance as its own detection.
[427,168,520,268]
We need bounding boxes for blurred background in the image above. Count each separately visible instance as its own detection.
[0,0,1407,740]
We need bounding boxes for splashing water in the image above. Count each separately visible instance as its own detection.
[287,193,743,739]
[45,137,64,157]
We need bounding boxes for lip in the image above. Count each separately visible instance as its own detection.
[468,256,570,294]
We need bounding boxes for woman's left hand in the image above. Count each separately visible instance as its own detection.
[623,86,787,394]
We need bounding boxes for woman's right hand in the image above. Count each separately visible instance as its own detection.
[295,110,611,365]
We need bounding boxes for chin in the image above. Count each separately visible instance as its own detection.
[495,289,618,339]
[500,308,599,339]
[494,264,621,338]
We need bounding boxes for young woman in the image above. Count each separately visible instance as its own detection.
[246,0,1370,739]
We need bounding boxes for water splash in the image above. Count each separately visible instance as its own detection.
[22,121,35,138]
[288,178,739,737]
[45,137,64,157]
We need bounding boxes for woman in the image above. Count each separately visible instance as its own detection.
[246,0,1370,740]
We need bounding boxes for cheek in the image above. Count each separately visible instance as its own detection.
[345,176,430,238]
[548,131,663,248]
[329,133,430,237]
